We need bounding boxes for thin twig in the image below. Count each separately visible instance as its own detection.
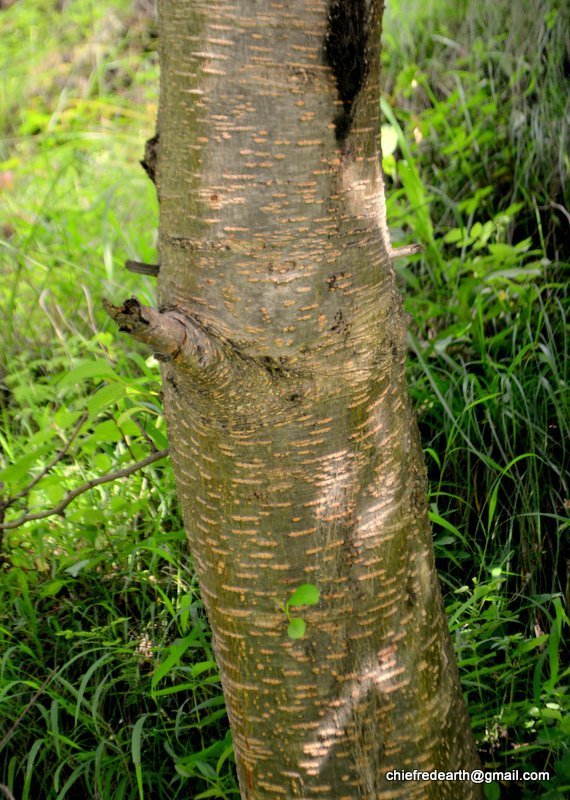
[0,785,16,800]
[550,201,570,225]
[5,412,89,509]
[125,260,160,276]
[0,449,169,530]
[114,417,139,464]
[129,415,159,452]
[388,243,424,258]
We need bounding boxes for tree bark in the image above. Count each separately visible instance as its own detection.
[107,1,482,797]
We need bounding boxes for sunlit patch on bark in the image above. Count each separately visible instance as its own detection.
[299,648,406,777]
[340,157,387,227]
[312,449,357,524]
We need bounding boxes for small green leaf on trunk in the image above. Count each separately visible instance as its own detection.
[287,618,306,639]
[287,583,319,608]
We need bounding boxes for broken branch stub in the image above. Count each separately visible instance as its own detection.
[103,297,215,368]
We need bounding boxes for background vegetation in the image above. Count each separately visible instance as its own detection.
[0,1,567,798]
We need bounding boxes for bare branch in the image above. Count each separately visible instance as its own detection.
[129,415,160,452]
[103,297,186,356]
[0,449,169,531]
[103,297,217,370]
[125,260,160,276]
[388,243,424,259]
[5,412,89,510]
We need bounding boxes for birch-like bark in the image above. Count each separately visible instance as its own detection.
[108,1,482,797]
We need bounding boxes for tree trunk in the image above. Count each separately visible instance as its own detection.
[107,1,482,797]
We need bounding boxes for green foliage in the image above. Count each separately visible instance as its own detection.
[0,0,159,366]
[0,532,238,799]
[287,618,307,640]
[383,0,569,263]
[0,2,237,797]
[287,583,320,609]
[382,1,568,796]
[0,0,567,798]
[278,583,320,639]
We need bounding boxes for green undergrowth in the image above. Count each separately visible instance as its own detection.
[0,0,568,798]
[0,0,159,366]
[382,2,569,796]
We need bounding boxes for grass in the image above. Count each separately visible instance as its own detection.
[381,2,569,795]
[0,0,568,798]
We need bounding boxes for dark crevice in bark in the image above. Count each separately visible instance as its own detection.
[140,132,159,184]
[166,374,179,394]
[254,355,293,380]
[324,0,369,142]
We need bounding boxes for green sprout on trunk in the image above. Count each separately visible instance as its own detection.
[279,583,320,639]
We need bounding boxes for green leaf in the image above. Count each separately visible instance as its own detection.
[131,713,148,800]
[397,159,434,245]
[39,579,67,598]
[64,559,92,577]
[23,738,45,800]
[150,682,198,698]
[175,733,231,772]
[93,453,112,472]
[487,482,500,531]
[56,360,117,389]
[428,512,462,539]
[514,635,549,656]
[85,419,122,443]
[151,632,199,689]
[540,707,562,720]
[424,448,441,469]
[288,618,306,639]
[87,382,126,415]
[216,739,235,775]
[0,445,52,484]
[484,782,501,800]
[287,583,320,608]
[191,660,218,678]
[546,597,563,689]
[443,227,463,244]
[484,267,541,283]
